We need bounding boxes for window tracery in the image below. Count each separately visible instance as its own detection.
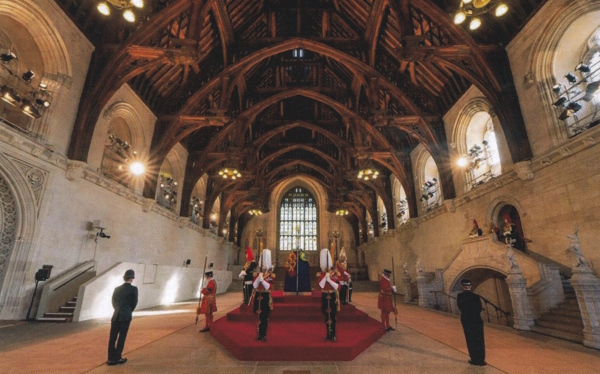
[279,187,317,251]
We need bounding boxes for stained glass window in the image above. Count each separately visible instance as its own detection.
[279,187,318,251]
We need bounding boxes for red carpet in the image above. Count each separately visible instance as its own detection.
[209,293,386,361]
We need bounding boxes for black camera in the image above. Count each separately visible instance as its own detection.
[97,228,111,239]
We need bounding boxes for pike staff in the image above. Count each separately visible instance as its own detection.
[392,256,398,330]
[195,256,208,324]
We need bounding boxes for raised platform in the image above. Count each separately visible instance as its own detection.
[210,293,386,361]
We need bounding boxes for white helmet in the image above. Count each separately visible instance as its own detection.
[319,248,332,272]
[259,249,272,271]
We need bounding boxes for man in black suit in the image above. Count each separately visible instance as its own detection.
[107,269,138,366]
[457,278,486,366]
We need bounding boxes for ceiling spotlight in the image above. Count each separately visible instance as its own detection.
[552,84,562,94]
[583,81,600,102]
[1,85,21,106]
[131,0,144,8]
[469,18,481,30]
[0,51,17,63]
[575,63,590,73]
[97,2,110,15]
[123,9,135,22]
[567,101,582,113]
[38,83,48,90]
[129,161,145,176]
[457,156,469,168]
[21,99,41,118]
[454,11,466,25]
[35,98,51,108]
[552,97,567,108]
[565,73,577,84]
[22,70,35,83]
[495,3,508,17]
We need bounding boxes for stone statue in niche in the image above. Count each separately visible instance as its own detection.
[567,225,590,269]
[403,262,408,275]
[469,219,483,237]
[415,258,423,274]
[504,244,520,270]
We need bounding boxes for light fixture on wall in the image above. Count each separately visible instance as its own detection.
[97,0,143,22]
[453,0,509,31]
[218,166,242,180]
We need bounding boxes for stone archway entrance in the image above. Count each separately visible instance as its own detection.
[0,173,18,293]
[452,268,513,326]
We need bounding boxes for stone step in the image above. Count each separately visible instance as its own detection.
[37,317,71,323]
[66,301,77,307]
[550,308,582,319]
[59,306,76,312]
[535,319,583,334]
[44,312,74,318]
[530,325,583,344]
[537,314,583,326]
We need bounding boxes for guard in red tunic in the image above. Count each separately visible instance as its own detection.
[378,269,397,332]
[198,271,217,332]
[336,248,351,304]
[318,248,340,342]
[252,249,274,342]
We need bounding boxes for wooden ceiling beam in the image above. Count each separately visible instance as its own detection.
[364,0,387,67]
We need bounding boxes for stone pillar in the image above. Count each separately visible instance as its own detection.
[416,273,428,308]
[570,267,600,349]
[402,275,412,303]
[506,268,535,330]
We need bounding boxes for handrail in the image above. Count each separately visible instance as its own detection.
[430,290,511,327]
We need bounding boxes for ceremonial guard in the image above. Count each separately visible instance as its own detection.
[457,279,486,366]
[318,248,340,342]
[378,269,397,331]
[198,271,217,332]
[252,249,274,342]
[336,248,351,304]
[239,247,257,304]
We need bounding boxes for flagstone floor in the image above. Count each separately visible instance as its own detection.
[1,292,600,373]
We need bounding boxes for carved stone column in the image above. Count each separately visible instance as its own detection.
[402,275,412,303]
[506,268,535,330]
[570,266,600,349]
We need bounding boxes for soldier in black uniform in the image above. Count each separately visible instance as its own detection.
[239,247,257,304]
[457,279,486,366]
[107,269,138,366]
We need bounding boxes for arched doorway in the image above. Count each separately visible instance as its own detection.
[452,268,513,327]
[497,205,526,251]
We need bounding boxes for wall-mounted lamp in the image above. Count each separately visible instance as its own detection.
[92,220,111,242]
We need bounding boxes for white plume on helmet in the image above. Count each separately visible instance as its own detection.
[319,248,332,272]
[259,249,272,271]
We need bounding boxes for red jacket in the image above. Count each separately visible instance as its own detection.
[199,279,217,315]
[378,275,394,312]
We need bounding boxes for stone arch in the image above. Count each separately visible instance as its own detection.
[0,153,39,319]
[391,175,408,226]
[157,143,187,213]
[412,144,442,214]
[89,100,150,171]
[486,196,528,250]
[0,0,74,140]
[527,0,600,144]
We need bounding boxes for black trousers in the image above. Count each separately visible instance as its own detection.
[253,292,271,338]
[321,292,338,338]
[461,317,485,364]
[108,320,131,362]
[243,283,253,304]
[339,284,349,304]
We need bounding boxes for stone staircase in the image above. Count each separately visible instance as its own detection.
[37,296,77,322]
[530,278,584,343]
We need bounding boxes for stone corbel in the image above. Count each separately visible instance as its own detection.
[65,160,88,181]
[178,217,188,228]
[443,199,456,213]
[142,198,155,212]
[514,160,534,181]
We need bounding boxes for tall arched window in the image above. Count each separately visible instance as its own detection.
[279,187,317,251]
[463,111,502,189]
